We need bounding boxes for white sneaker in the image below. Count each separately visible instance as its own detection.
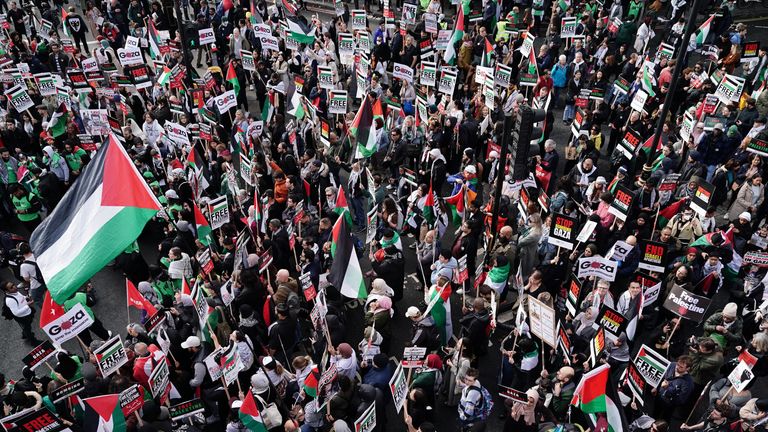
[249,84,255,91]
[456,288,465,295]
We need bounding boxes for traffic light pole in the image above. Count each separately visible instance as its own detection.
[487,112,514,259]
[638,0,703,184]
[172,0,195,87]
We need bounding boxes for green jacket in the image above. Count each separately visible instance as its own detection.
[703,313,743,347]
[690,349,724,385]
[63,292,95,321]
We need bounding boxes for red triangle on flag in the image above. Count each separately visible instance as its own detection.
[39,291,65,328]
[101,135,162,210]
[240,388,261,417]
[84,394,119,420]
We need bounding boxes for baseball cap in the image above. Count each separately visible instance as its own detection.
[181,336,201,349]
[405,306,421,318]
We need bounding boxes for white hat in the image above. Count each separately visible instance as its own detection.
[165,189,179,199]
[722,302,738,318]
[405,306,421,318]
[464,165,477,174]
[489,150,499,159]
[231,400,243,409]
[181,335,200,349]
[251,372,270,393]
[739,212,752,222]
[596,176,607,185]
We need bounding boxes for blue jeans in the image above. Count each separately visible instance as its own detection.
[563,104,576,121]
[350,195,366,229]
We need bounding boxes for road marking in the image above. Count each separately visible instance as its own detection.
[407,273,420,284]
[739,16,768,23]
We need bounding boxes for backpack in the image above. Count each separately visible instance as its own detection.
[23,260,46,288]
[468,385,494,421]
[2,296,17,320]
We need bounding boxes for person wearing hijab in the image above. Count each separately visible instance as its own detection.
[505,388,540,432]
[41,145,70,184]
[365,296,393,348]
[411,354,443,405]
[330,343,358,380]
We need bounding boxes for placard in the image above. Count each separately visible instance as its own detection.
[22,340,56,371]
[93,335,128,377]
[528,295,557,348]
[328,90,348,115]
[420,61,436,87]
[566,275,581,317]
[596,304,628,341]
[169,399,206,421]
[300,272,316,302]
[608,185,633,221]
[438,69,457,96]
[633,344,671,388]
[119,384,144,416]
[354,402,376,432]
[689,180,715,218]
[164,121,190,145]
[149,360,171,402]
[663,285,712,323]
[495,63,512,88]
[631,89,648,112]
[498,385,528,403]
[208,195,230,230]
[715,74,745,104]
[42,303,94,344]
[577,256,618,281]
[561,17,577,37]
[260,35,279,51]
[6,407,71,432]
[5,84,34,112]
[318,65,335,90]
[626,362,646,403]
[214,90,237,114]
[49,378,84,404]
[392,63,414,81]
[576,220,597,243]
[117,46,143,66]
[144,310,167,334]
[389,363,408,413]
[351,10,367,30]
[638,241,667,273]
[618,129,642,158]
[401,3,417,25]
[608,240,633,261]
[241,50,255,71]
[589,327,606,367]
[728,360,755,392]
[747,138,768,157]
[549,213,577,250]
[198,27,215,45]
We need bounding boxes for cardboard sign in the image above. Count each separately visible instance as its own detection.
[49,378,84,404]
[438,69,457,96]
[351,10,367,30]
[498,385,528,403]
[728,360,755,392]
[566,275,582,317]
[5,84,34,112]
[455,255,468,284]
[576,220,597,243]
[528,295,557,348]
[328,90,348,115]
[561,17,577,37]
[144,310,167,334]
[715,74,745,104]
[577,256,618,281]
[208,195,230,230]
[198,27,215,45]
[638,241,667,273]
[354,401,377,432]
[631,89,648,112]
[42,303,94,345]
[318,65,335,90]
[214,90,237,114]
[608,240,633,261]
[742,41,760,61]
[300,272,316,302]
[618,129,642,158]
[164,121,190,145]
[402,346,427,368]
[93,335,129,377]
[596,305,628,341]
[117,46,143,66]
[558,323,572,360]
[6,407,71,432]
[663,285,712,323]
[634,344,671,388]
[149,360,171,402]
[22,340,56,371]
[626,362,647,403]
[260,35,279,51]
[744,251,768,267]
[589,327,606,367]
[689,180,715,218]
[747,138,768,157]
[608,185,634,221]
[392,63,414,81]
[169,399,206,421]
[549,213,578,250]
[420,61,437,87]
[119,384,144,416]
[495,63,512,88]
[389,363,408,413]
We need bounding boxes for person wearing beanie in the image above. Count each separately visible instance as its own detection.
[703,303,743,350]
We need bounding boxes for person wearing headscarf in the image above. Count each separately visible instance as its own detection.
[330,343,358,380]
[411,354,443,405]
[365,296,393,347]
[41,145,70,184]
[505,388,540,432]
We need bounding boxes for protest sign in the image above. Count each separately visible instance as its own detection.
[208,195,230,230]
[690,180,715,218]
[389,363,408,413]
[420,61,437,86]
[596,305,628,341]
[93,335,129,377]
[618,129,642,158]
[119,384,144,416]
[663,285,712,323]
[198,28,215,45]
[626,362,647,403]
[608,186,634,221]
[328,90,348,114]
[633,344,671,388]
[300,272,316,302]
[566,275,582,317]
[589,327,606,367]
[393,63,414,81]
[169,399,206,421]
[549,213,578,250]
[22,340,56,371]
[214,90,237,114]
[42,303,94,345]
[608,240,633,261]
[6,407,71,432]
[149,360,171,402]
[438,69,458,95]
[528,295,557,348]
[5,84,34,112]
[577,256,618,281]
[498,385,528,403]
[558,323,572,360]
[638,241,668,273]
[748,138,768,157]
[561,17,577,37]
[49,378,85,404]
[728,361,755,392]
[576,220,597,243]
[354,402,376,432]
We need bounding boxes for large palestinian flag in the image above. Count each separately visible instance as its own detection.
[443,4,465,65]
[351,97,377,158]
[571,364,627,432]
[425,282,452,345]
[83,394,126,432]
[329,209,366,299]
[30,134,161,303]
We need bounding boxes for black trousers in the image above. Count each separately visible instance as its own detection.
[14,313,36,340]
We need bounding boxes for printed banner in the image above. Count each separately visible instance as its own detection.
[633,344,671,388]
[549,213,578,250]
[608,185,634,221]
[663,285,712,323]
[577,256,618,281]
[93,335,129,377]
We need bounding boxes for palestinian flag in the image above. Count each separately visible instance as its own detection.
[423,182,436,226]
[351,98,377,159]
[239,389,268,432]
[482,38,494,67]
[287,90,305,119]
[61,8,71,38]
[425,282,452,345]
[193,202,211,246]
[558,0,570,11]
[527,48,539,81]
[329,209,366,299]
[334,186,354,228]
[285,16,315,44]
[29,135,161,303]
[695,14,715,47]
[186,147,210,195]
[445,188,464,225]
[690,230,732,248]
[624,292,643,341]
[126,279,158,315]
[48,103,69,138]
[641,62,657,97]
[380,231,401,250]
[182,277,192,296]
[262,92,275,124]
[657,199,686,228]
[147,18,163,59]
[157,65,171,85]
[226,61,240,95]
[39,291,65,329]
[571,364,627,432]
[303,366,320,398]
[443,4,465,65]
[485,261,510,293]
[83,394,126,432]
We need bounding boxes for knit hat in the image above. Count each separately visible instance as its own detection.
[722,302,738,318]
[739,212,752,222]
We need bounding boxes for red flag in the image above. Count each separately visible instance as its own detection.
[182,277,192,296]
[39,291,65,329]
[126,279,158,315]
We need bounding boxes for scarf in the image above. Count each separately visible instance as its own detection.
[510,389,539,425]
